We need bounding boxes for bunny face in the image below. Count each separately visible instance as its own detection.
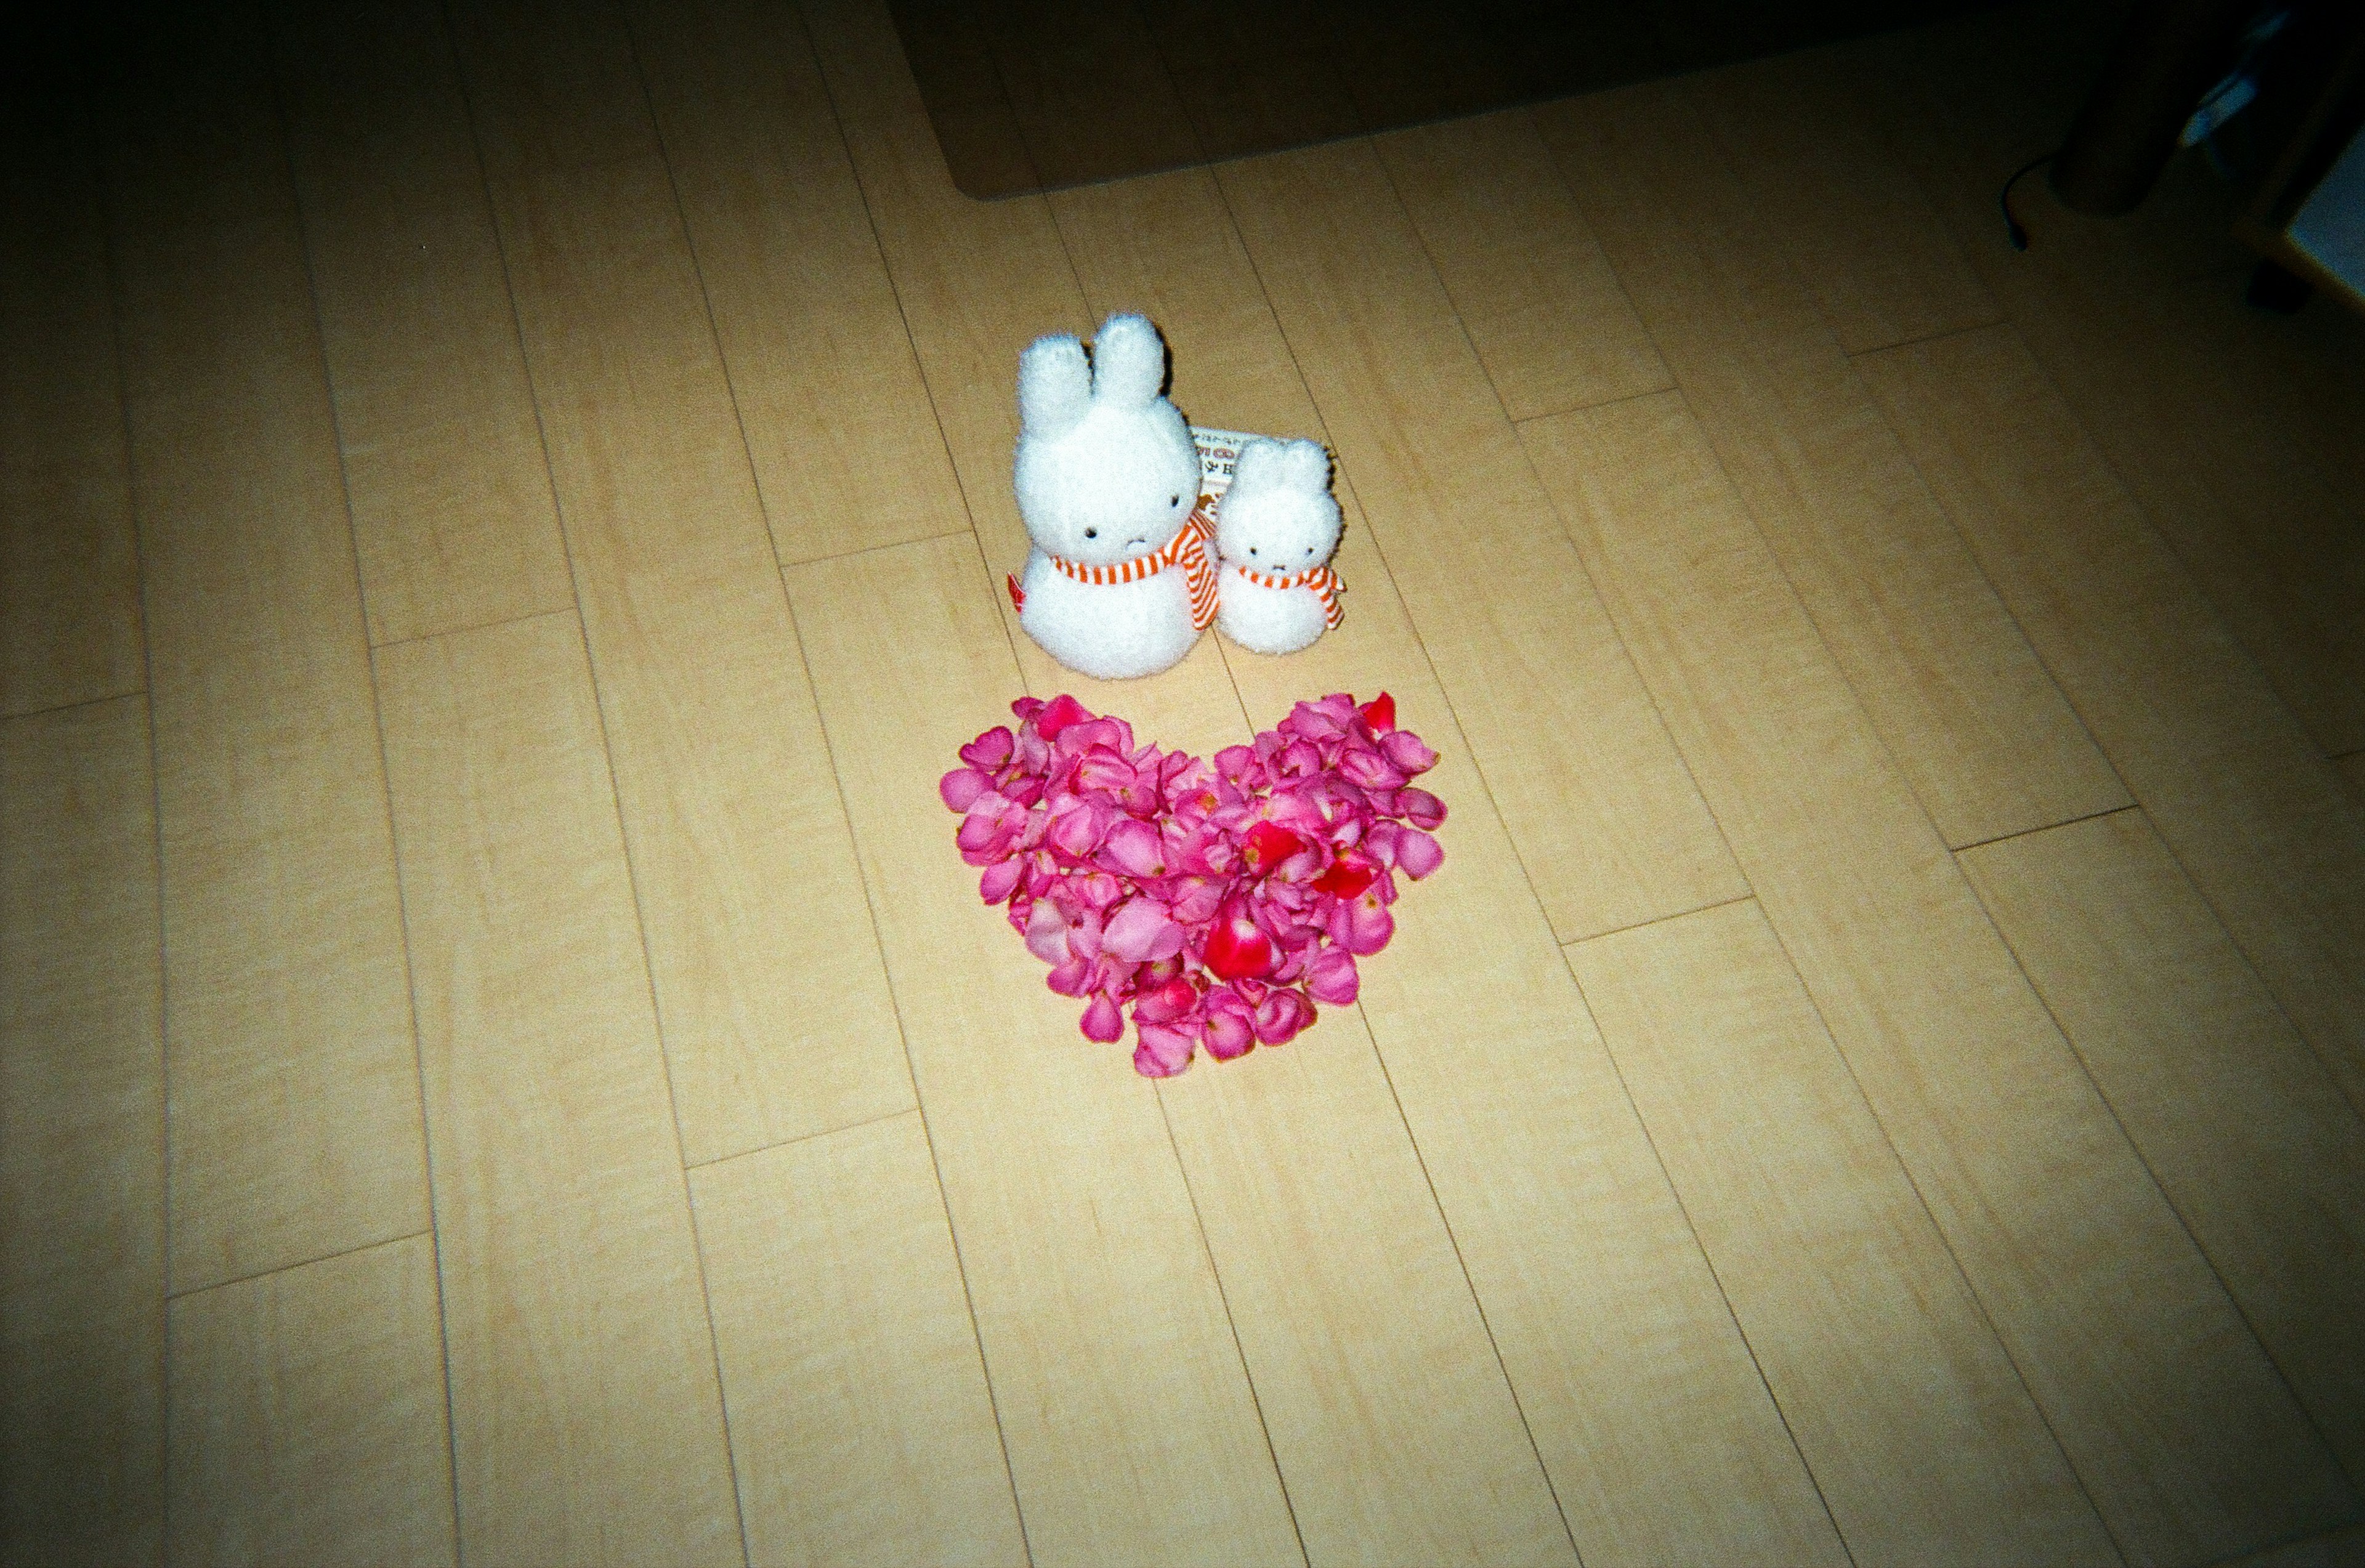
[1215,437,1341,575]
[1014,314,1203,569]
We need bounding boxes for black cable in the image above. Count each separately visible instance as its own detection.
[2000,152,2056,251]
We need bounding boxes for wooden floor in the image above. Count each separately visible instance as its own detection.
[6,0,2365,1563]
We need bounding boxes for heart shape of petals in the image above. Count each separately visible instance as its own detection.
[944,692,1446,1076]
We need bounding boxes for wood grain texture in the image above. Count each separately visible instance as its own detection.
[1524,389,2356,1566]
[1569,899,2115,1567]
[1690,47,2000,355]
[690,1112,1024,1568]
[375,612,742,1565]
[1374,110,1670,421]
[166,1235,455,1567]
[1212,136,1748,944]
[800,0,1244,756]
[1,697,163,1568]
[2221,1524,2365,1568]
[0,127,144,718]
[626,0,969,565]
[271,0,576,649]
[455,0,915,1160]
[1960,808,2365,1484]
[1859,325,2365,1121]
[786,535,1301,1568]
[103,31,431,1293]
[1049,166,1850,1568]
[1535,81,2127,851]
[1847,14,2365,757]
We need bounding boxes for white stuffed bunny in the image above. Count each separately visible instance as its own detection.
[1007,313,1216,681]
[1213,437,1343,656]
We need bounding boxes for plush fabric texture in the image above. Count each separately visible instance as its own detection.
[942,692,1445,1077]
[1214,437,1345,656]
[1013,313,1208,679]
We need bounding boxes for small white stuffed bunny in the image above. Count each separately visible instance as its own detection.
[1213,437,1344,655]
[1007,313,1216,681]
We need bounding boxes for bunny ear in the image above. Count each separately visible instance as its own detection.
[1019,334,1091,438]
[1230,437,1283,491]
[1088,313,1168,409]
[1276,438,1332,492]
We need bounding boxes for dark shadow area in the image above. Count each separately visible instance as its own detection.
[890,0,2011,198]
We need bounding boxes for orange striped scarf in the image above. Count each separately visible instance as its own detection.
[1227,562,1344,628]
[1030,506,1219,631]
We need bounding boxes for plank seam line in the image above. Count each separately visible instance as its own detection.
[1552,892,1757,952]
[682,1104,924,1173]
[0,684,148,724]
[774,533,1037,1568]
[1200,139,1590,1563]
[1850,326,2365,1126]
[1554,926,1858,1567]
[1955,817,2365,1505]
[87,82,176,1553]
[267,7,465,1548]
[165,1227,436,1304]
[1947,802,2138,856]
[779,13,1048,1558]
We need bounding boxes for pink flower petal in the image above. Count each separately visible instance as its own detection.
[1035,695,1090,740]
[979,859,1024,904]
[940,767,993,811]
[1025,900,1071,964]
[1380,729,1437,774]
[959,727,1015,769]
[1397,788,1446,830]
[1253,988,1314,1045]
[1305,948,1360,1005]
[1396,828,1444,878]
[1101,818,1165,877]
[1133,976,1200,1025]
[1079,993,1124,1043]
[1102,897,1185,964]
[1134,1021,1199,1077]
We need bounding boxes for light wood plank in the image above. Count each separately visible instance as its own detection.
[1960,807,2365,1482]
[166,1234,455,1567]
[1534,81,2128,851]
[812,30,1640,1551]
[1846,15,2365,757]
[1211,137,1748,944]
[102,22,431,1294]
[2223,1524,2365,1568]
[375,611,742,1565]
[0,124,144,718]
[1524,389,2358,1566]
[1571,900,2121,1563]
[625,0,968,566]
[1373,110,1671,420]
[799,0,1264,722]
[271,0,576,649]
[786,535,1301,1568]
[1689,46,2001,355]
[451,0,915,1160]
[1049,166,1851,1568]
[689,1112,1026,1568]
[1859,325,2365,1120]
[1,696,163,1568]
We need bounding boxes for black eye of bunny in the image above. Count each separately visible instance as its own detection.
[1084,528,1097,538]
[1170,495,1181,506]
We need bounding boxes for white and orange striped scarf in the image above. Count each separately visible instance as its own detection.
[1227,562,1344,628]
[1013,505,1219,631]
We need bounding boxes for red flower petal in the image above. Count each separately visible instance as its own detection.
[1358,692,1396,732]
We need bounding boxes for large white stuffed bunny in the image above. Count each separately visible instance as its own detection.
[1213,437,1344,656]
[1008,313,1216,681]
